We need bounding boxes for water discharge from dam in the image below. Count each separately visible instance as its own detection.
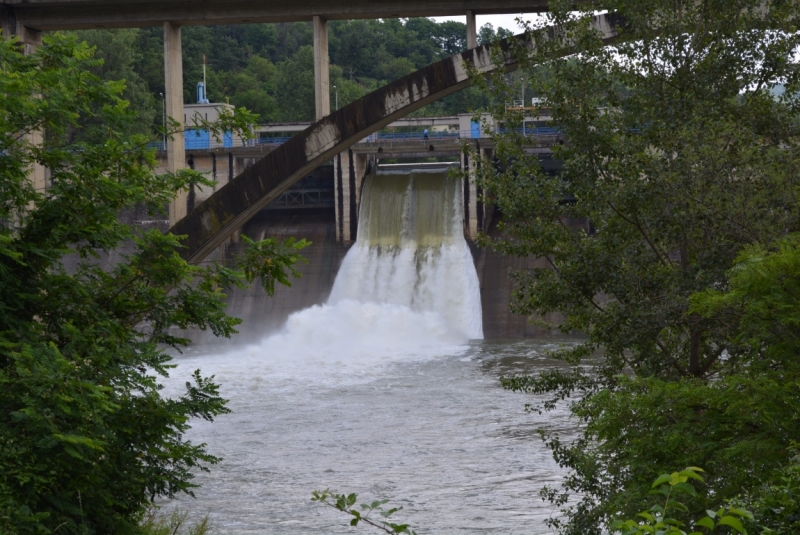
[161,168,577,533]
[330,168,483,340]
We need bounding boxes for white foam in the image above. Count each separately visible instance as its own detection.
[169,169,483,390]
[329,170,483,340]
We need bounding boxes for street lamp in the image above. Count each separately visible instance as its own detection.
[333,85,339,111]
[159,92,166,149]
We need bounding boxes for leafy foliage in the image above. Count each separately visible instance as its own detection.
[611,468,753,535]
[0,35,306,534]
[312,490,416,535]
[70,17,511,126]
[742,444,800,535]
[464,0,800,532]
[137,509,211,535]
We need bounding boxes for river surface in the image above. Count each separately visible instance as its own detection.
[160,337,580,534]
[159,169,579,532]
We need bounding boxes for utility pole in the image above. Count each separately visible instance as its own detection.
[333,85,338,111]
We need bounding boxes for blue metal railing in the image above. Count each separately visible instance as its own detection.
[373,131,462,142]
[145,127,562,152]
[497,126,562,135]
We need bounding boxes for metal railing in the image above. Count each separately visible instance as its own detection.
[145,127,563,152]
[267,188,335,209]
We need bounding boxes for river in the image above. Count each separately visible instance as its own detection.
[158,167,579,533]
[161,338,578,534]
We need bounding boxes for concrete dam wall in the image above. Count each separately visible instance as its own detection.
[208,169,551,343]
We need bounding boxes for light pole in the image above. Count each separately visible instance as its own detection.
[159,92,166,149]
[333,85,339,111]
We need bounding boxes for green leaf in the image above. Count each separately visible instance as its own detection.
[726,508,754,519]
[695,517,715,530]
[717,516,747,534]
[671,482,698,497]
[652,475,672,488]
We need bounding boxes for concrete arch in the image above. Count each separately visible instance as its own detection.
[171,13,622,264]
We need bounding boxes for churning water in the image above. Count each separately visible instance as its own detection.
[329,169,482,341]
[160,170,577,533]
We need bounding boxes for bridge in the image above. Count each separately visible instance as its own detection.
[0,1,559,30]
[1,0,587,220]
[0,0,618,263]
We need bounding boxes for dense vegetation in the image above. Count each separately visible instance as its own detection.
[68,19,513,134]
[469,0,800,533]
[6,2,800,534]
[0,35,306,534]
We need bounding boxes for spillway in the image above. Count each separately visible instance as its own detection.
[330,167,483,340]
[209,167,483,372]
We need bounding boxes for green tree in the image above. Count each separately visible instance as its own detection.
[274,44,316,121]
[79,18,493,127]
[68,29,158,140]
[0,34,306,534]
[222,56,279,121]
[478,23,514,45]
[468,0,800,532]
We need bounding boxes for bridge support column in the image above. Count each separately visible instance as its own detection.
[164,21,187,226]
[313,15,330,121]
[466,10,478,49]
[462,146,492,240]
[2,10,46,197]
[334,150,369,242]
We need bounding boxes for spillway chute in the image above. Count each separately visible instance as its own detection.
[330,167,483,340]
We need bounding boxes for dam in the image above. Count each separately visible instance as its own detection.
[160,164,581,533]
[181,159,561,342]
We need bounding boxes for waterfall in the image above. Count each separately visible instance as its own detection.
[329,168,483,340]
[223,167,482,378]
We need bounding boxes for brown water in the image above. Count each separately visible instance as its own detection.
[159,338,579,534]
[159,169,577,532]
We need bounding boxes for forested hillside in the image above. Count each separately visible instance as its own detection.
[69,19,512,136]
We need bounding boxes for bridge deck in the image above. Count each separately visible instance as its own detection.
[2,0,557,30]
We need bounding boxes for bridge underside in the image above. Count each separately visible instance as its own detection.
[1,0,560,31]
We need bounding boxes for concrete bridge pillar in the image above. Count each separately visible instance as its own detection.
[164,21,187,226]
[334,150,370,242]
[462,146,493,240]
[2,9,46,197]
[313,16,330,121]
[466,10,478,49]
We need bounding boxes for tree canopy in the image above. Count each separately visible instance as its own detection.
[469,0,800,532]
[0,34,307,534]
[69,19,512,127]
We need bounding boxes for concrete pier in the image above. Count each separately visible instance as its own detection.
[334,150,370,241]
[164,21,187,225]
[461,147,493,240]
[313,15,330,121]
[466,10,478,49]
[1,11,46,195]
